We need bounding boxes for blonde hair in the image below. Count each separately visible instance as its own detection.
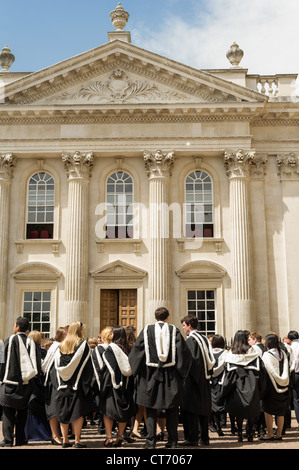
[88,337,98,349]
[100,326,113,344]
[29,330,42,345]
[59,321,85,354]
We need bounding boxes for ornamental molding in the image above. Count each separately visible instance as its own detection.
[53,69,187,104]
[0,112,252,126]
[276,153,299,179]
[224,149,267,179]
[0,153,17,180]
[62,151,94,179]
[144,150,175,179]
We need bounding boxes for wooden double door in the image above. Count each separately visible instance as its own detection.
[100,289,137,329]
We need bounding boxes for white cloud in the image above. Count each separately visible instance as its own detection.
[133,0,299,84]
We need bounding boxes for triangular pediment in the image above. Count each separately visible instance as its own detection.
[2,40,267,107]
[90,260,147,280]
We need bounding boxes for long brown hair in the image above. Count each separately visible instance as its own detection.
[59,321,85,354]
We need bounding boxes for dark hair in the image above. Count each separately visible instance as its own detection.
[112,326,130,355]
[125,325,136,352]
[180,315,198,330]
[155,307,169,322]
[231,330,250,355]
[15,316,30,333]
[265,333,281,353]
[212,334,225,349]
[287,330,299,341]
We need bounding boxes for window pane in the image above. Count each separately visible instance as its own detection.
[26,172,55,239]
[187,289,216,336]
[106,172,134,239]
[22,291,51,338]
[185,171,213,239]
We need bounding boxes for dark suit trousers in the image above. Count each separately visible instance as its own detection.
[2,406,28,445]
[146,407,179,445]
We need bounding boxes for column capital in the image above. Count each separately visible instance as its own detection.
[276,153,299,179]
[224,149,257,179]
[62,151,94,179]
[144,150,174,179]
[0,153,16,181]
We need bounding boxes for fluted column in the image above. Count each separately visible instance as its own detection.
[62,151,94,325]
[224,149,256,331]
[0,154,16,334]
[144,150,174,320]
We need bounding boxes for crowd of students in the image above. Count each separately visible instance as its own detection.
[0,310,298,448]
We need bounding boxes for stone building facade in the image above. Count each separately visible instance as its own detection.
[0,3,298,341]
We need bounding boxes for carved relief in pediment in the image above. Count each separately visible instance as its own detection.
[46,69,188,104]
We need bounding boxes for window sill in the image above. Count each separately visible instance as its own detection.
[15,239,61,254]
[176,238,224,252]
[96,238,142,253]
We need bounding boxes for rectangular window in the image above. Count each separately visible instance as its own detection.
[187,289,216,336]
[23,291,51,337]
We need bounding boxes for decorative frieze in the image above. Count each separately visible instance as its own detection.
[144,150,174,179]
[62,151,94,179]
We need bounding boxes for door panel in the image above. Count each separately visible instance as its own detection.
[119,289,137,327]
[100,289,118,328]
[100,289,137,329]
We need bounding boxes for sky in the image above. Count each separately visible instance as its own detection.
[1,0,299,83]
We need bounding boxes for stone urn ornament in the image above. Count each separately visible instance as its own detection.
[0,45,15,71]
[226,42,244,67]
[110,2,129,31]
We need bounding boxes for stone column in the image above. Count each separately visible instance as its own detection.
[62,151,94,325]
[0,154,16,334]
[144,150,174,320]
[224,149,256,331]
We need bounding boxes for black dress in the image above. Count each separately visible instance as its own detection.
[54,340,94,424]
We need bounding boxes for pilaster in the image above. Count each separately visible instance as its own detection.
[0,154,16,334]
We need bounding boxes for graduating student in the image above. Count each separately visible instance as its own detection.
[210,334,228,437]
[218,330,266,443]
[180,315,216,446]
[0,316,38,447]
[42,326,68,445]
[261,333,294,441]
[54,321,94,448]
[96,326,136,447]
[128,307,192,449]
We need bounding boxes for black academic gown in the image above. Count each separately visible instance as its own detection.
[55,340,94,424]
[218,348,266,419]
[0,333,37,410]
[42,341,61,420]
[182,332,215,416]
[128,322,192,410]
[98,344,136,423]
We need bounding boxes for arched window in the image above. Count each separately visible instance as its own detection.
[106,171,133,239]
[185,170,213,238]
[26,172,54,239]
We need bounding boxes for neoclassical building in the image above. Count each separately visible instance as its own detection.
[0,3,298,341]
